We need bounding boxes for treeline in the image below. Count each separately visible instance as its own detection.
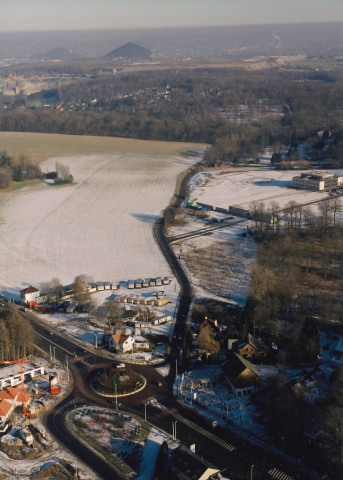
[1,67,342,159]
[0,109,220,143]
[0,309,33,360]
[0,150,41,188]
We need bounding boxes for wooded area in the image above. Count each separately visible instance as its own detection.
[0,309,33,361]
[1,67,342,165]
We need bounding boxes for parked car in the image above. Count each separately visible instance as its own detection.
[116,363,125,368]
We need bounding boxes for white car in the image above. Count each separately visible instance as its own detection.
[116,363,126,368]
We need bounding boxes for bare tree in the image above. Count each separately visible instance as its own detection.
[55,161,72,183]
[330,197,342,228]
[198,326,220,355]
[0,168,11,188]
[73,274,91,302]
[0,310,33,360]
[40,277,62,299]
[104,300,121,328]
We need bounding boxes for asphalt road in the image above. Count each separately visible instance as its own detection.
[2,157,320,480]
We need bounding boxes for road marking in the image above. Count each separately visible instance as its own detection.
[153,402,236,453]
[268,468,295,480]
[34,331,74,356]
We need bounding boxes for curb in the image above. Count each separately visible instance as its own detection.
[90,375,147,398]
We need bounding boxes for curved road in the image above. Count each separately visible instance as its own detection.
[9,159,317,480]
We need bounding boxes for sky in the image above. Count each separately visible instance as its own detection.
[0,0,342,32]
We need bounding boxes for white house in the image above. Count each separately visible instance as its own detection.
[20,286,40,305]
[109,333,135,353]
[134,335,150,350]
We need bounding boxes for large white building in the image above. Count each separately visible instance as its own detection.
[292,171,342,191]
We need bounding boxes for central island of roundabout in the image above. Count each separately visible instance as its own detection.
[90,365,146,398]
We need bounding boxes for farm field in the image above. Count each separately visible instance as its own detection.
[0,135,206,297]
[0,131,206,164]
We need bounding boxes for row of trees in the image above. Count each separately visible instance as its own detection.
[0,309,33,361]
[250,197,342,234]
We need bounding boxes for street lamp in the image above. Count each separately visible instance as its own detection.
[114,381,118,413]
[172,420,178,441]
[175,359,178,396]
[250,464,254,480]
[66,355,69,382]
[144,403,147,422]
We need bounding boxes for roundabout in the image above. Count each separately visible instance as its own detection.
[90,366,146,398]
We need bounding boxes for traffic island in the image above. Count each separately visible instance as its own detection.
[90,367,146,398]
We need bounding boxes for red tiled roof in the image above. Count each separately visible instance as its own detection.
[119,334,129,344]
[0,387,20,401]
[20,286,39,295]
[112,333,130,344]
[0,400,12,417]
[17,392,31,403]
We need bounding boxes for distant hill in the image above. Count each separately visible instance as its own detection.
[103,42,152,60]
[34,47,81,62]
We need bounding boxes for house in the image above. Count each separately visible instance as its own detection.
[0,400,13,424]
[134,335,150,350]
[0,387,31,424]
[221,351,260,397]
[109,333,135,353]
[122,310,140,322]
[199,318,222,335]
[20,428,34,444]
[20,286,40,305]
[232,333,270,360]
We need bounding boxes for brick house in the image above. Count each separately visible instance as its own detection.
[232,333,270,360]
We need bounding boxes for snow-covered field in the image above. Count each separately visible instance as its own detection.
[189,169,341,211]
[169,167,343,305]
[0,152,203,298]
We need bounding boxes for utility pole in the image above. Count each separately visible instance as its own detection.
[114,381,118,413]
[49,344,52,362]
[53,347,56,362]
[144,403,147,422]
[172,420,177,441]
[66,355,69,382]
[175,359,178,396]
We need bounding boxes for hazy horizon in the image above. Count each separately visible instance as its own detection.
[0,19,342,34]
[0,0,342,32]
[1,22,342,65]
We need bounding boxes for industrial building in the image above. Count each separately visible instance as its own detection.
[292,171,342,191]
